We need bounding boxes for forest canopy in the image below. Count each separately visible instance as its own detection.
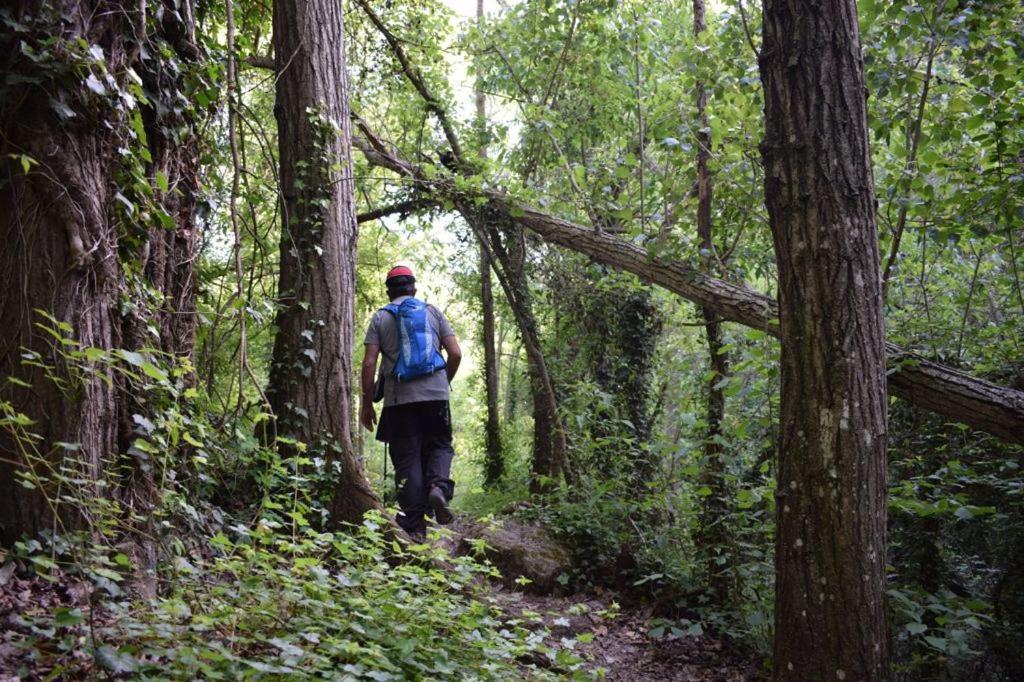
[1,0,1023,679]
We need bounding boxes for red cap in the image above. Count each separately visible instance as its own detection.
[386,265,414,280]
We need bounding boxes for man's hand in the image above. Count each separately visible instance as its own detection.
[361,343,381,430]
[360,402,377,431]
[441,334,462,384]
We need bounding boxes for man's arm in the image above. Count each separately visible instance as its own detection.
[441,335,462,384]
[360,343,380,430]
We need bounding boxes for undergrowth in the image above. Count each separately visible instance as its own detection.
[5,512,584,680]
[0,334,590,680]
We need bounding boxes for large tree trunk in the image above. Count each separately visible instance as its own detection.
[760,0,890,677]
[691,0,733,600]
[352,129,1024,446]
[0,0,199,547]
[268,0,379,525]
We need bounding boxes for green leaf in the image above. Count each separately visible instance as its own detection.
[965,115,986,132]
[84,73,106,95]
[905,622,928,635]
[954,505,973,520]
[54,607,84,626]
[118,350,145,367]
[140,361,168,382]
[95,645,138,674]
[50,99,77,120]
[155,170,169,193]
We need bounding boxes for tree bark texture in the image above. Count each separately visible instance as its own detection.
[692,0,733,600]
[475,0,504,487]
[0,0,199,546]
[760,0,890,678]
[352,132,1024,447]
[269,0,379,524]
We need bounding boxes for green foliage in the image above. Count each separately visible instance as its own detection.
[1,322,581,679]
[9,513,575,679]
[4,0,1024,678]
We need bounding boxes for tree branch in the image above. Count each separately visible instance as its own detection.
[244,55,275,70]
[351,122,1024,446]
[352,0,466,166]
[356,198,436,224]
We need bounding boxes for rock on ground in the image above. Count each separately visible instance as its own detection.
[454,517,572,595]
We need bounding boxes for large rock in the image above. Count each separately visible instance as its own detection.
[457,519,572,595]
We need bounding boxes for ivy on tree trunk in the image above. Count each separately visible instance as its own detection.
[0,0,200,547]
[268,0,379,525]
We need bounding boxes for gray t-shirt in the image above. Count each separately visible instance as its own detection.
[364,296,454,406]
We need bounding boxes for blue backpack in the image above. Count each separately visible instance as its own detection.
[381,298,447,381]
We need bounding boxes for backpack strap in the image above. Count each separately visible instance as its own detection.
[374,307,399,399]
[376,305,399,360]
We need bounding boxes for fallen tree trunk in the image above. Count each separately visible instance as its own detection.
[352,126,1024,446]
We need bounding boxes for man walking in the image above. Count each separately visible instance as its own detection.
[360,265,462,539]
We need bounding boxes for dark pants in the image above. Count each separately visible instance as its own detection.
[377,401,455,534]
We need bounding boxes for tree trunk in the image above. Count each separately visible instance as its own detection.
[268,0,379,525]
[476,0,503,488]
[475,218,570,491]
[480,246,504,486]
[759,0,890,677]
[691,0,732,600]
[504,333,521,423]
[356,123,1024,446]
[0,0,199,546]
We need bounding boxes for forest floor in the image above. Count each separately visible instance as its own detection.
[488,585,760,680]
[0,515,763,680]
[439,516,762,681]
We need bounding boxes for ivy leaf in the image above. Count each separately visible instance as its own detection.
[118,350,145,366]
[17,154,34,174]
[132,413,155,434]
[95,645,138,674]
[268,637,305,658]
[140,361,168,382]
[84,73,106,96]
[54,607,84,627]
[49,99,77,120]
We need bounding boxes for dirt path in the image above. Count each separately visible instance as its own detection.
[484,585,760,680]
[440,517,762,680]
